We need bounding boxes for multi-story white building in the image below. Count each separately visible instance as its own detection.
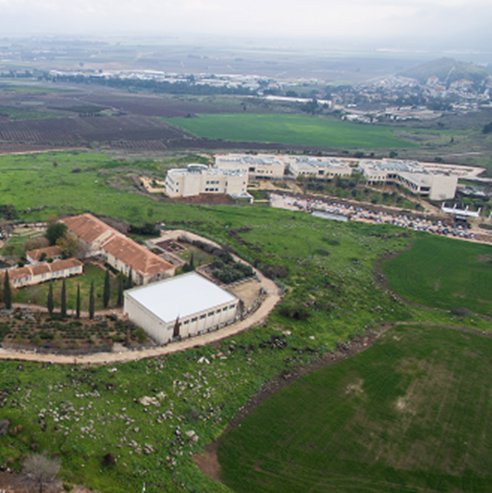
[165,164,250,200]
[286,156,353,179]
[124,272,239,344]
[214,154,286,180]
[360,159,458,200]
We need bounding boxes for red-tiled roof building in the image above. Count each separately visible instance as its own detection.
[62,214,175,285]
[26,245,62,263]
[2,258,83,288]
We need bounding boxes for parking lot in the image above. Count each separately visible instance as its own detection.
[270,193,480,241]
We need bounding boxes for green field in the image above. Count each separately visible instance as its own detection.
[218,325,492,493]
[165,113,418,149]
[383,235,492,317]
[0,151,490,492]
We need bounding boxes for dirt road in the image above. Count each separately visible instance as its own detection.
[0,230,282,365]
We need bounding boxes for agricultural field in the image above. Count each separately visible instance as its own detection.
[382,234,492,317]
[165,113,419,149]
[0,150,490,492]
[218,324,492,493]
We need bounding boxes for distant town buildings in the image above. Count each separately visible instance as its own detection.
[124,272,239,344]
[63,213,175,285]
[360,159,458,200]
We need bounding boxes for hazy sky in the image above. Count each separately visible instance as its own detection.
[1,0,491,50]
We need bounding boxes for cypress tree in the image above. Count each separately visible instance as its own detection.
[76,284,81,319]
[117,275,124,307]
[126,269,133,289]
[103,270,111,309]
[3,271,12,310]
[47,283,54,316]
[60,279,67,318]
[173,316,181,340]
[89,281,95,320]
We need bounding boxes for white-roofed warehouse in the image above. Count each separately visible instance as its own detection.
[123,272,239,344]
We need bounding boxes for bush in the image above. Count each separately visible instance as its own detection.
[280,303,310,321]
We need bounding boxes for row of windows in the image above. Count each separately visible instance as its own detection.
[180,304,236,325]
[204,187,220,192]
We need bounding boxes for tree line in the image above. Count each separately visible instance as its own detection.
[2,268,135,319]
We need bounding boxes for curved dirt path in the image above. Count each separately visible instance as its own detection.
[0,231,282,365]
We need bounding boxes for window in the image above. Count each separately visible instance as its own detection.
[191,317,197,322]
[199,314,206,319]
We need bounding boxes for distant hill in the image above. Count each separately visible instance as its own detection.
[400,57,488,87]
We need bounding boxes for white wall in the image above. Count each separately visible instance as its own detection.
[124,294,239,344]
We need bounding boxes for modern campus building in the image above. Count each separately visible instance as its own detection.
[124,272,239,344]
[214,153,286,180]
[3,258,83,288]
[359,159,458,200]
[286,156,353,179]
[165,164,251,201]
[63,213,175,285]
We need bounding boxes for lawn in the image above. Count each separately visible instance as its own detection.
[218,325,492,493]
[382,234,492,317]
[165,113,418,149]
[13,263,120,312]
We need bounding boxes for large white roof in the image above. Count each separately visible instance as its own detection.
[125,272,237,324]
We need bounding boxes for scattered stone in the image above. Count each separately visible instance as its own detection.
[139,396,160,407]
[143,444,154,455]
[0,419,10,436]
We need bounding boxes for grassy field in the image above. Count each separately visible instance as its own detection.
[13,263,120,311]
[383,235,492,317]
[218,325,492,493]
[0,151,490,492]
[165,113,419,149]
[0,105,61,120]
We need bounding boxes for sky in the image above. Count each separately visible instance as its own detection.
[0,0,491,51]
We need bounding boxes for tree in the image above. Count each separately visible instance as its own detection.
[482,121,492,134]
[45,221,67,246]
[117,275,124,307]
[76,284,81,319]
[56,232,79,258]
[89,281,95,320]
[3,271,12,310]
[47,283,54,316]
[103,270,111,309]
[183,253,195,273]
[22,453,60,493]
[173,316,181,339]
[126,269,133,289]
[60,280,67,318]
